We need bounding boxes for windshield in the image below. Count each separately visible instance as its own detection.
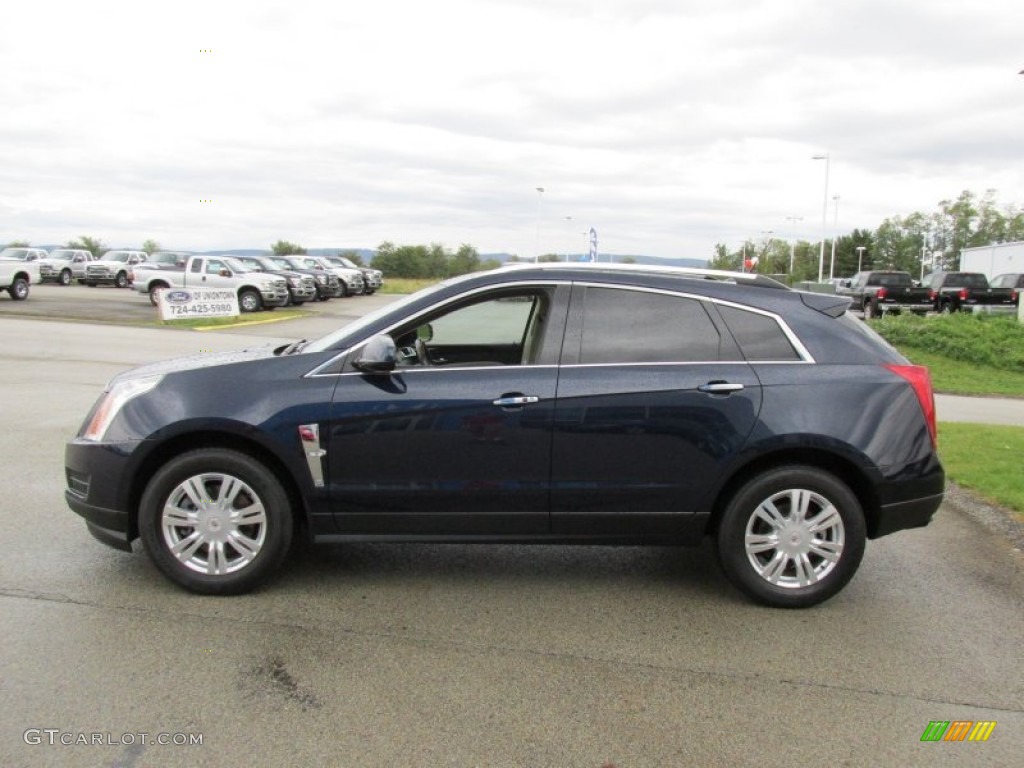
[876,273,913,287]
[102,252,133,263]
[47,251,76,261]
[0,248,31,260]
[223,257,251,273]
[948,273,989,288]
[269,257,295,270]
[237,259,265,272]
[340,257,359,269]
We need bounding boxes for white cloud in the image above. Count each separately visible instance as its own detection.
[2,0,1022,260]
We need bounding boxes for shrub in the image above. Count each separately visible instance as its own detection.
[872,313,1024,372]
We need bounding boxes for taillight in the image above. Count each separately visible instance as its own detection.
[928,290,937,300]
[876,287,888,300]
[958,288,969,301]
[885,364,937,448]
[1013,289,1019,304]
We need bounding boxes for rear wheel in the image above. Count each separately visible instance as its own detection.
[139,449,293,595]
[863,300,876,319]
[716,466,866,608]
[149,283,169,306]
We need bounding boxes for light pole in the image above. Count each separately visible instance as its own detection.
[830,194,840,279]
[856,245,866,272]
[534,187,544,263]
[563,216,573,261]
[812,153,830,282]
[785,215,803,276]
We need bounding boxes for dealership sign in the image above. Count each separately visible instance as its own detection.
[157,288,240,320]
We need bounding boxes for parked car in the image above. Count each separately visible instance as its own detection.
[842,270,933,318]
[131,255,290,311]
[65,263,944,608]
[233,255,318,306]
[926,271,1016,314]
[290,255,365,296]
[323,255,383,294]
[273,256,344,301]
[38,249,95,285]
[85,250,149,288]
[989,273,1023,306]
[0,248,43,299]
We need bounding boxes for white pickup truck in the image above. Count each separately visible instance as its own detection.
[0,247,44,300]
[132,254,290,312]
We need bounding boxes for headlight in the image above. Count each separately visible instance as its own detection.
[82,375,163,442]
[288,277,301,287]
[315,274,328,284]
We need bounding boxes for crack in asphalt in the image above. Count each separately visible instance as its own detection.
[2,587,1021,716]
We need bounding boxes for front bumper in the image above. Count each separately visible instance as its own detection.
[261,287,291,307]
[65,438,142,551]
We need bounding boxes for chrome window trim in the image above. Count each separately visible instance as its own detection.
[304,278,814,377]
[570,281,815,364]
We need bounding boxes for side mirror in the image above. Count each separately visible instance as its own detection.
[353,334,397,374]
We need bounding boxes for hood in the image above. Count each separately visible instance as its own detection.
[111,345,279,384]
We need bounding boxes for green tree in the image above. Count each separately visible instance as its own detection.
[5,239,30,247]
[271,240,306,256]
[448,244,481,276]
[142,239,160,255]
[66,236,106,258]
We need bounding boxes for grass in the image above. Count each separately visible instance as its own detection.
[378,278,439,294]
[938,423,1024,517]
[872,313,1024,397]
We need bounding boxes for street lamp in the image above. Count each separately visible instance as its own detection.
[812,153,830,282]
[830,195,840,280]
[534,187,544,263]
[856,245,866,272]
[563,216,573,262]
[785,215,803,275]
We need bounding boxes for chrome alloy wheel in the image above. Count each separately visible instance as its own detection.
[743,488,845,589]
[160,472,268,575]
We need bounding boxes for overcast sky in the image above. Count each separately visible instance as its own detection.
[2,0,1022,260]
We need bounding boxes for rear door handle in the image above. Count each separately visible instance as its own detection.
[697,382,744,394]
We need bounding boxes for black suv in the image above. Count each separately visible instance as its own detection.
[65,264,944,607]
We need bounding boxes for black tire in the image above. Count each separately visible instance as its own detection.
[9,278,29,300]
[364,288,376,296]
[338,281,349,298]
[115,271,129,289]
[59,269,72,286]
[939,301,955,314]
[139,448,294,595]
[148,282,169,306]
[85,281,97,287]
[77,279,86,285]
[716,466,866,608]
[238,288,262,313]
[863,300,875,319]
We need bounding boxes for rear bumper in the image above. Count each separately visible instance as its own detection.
[879,302,932,313]
[872,492,944,537]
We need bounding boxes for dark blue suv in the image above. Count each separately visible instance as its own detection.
[65,264,944,607]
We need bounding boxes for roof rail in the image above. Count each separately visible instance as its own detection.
[497,261,789,289]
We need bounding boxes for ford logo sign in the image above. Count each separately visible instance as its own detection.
[165,290,192,304]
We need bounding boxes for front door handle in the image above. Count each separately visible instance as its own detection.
[698,382,744,395]
[493,395,540,408]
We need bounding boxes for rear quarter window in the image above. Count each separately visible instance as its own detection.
[717,305,801,361]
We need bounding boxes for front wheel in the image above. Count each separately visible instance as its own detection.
[59,269,72,286]
[139,449,294,595]
[115,271,129,289]
[238,288,262,313]
[8,278,29,300]
[716,466,866,608]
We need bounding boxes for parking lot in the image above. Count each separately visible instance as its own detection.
[1,284,1022,767]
